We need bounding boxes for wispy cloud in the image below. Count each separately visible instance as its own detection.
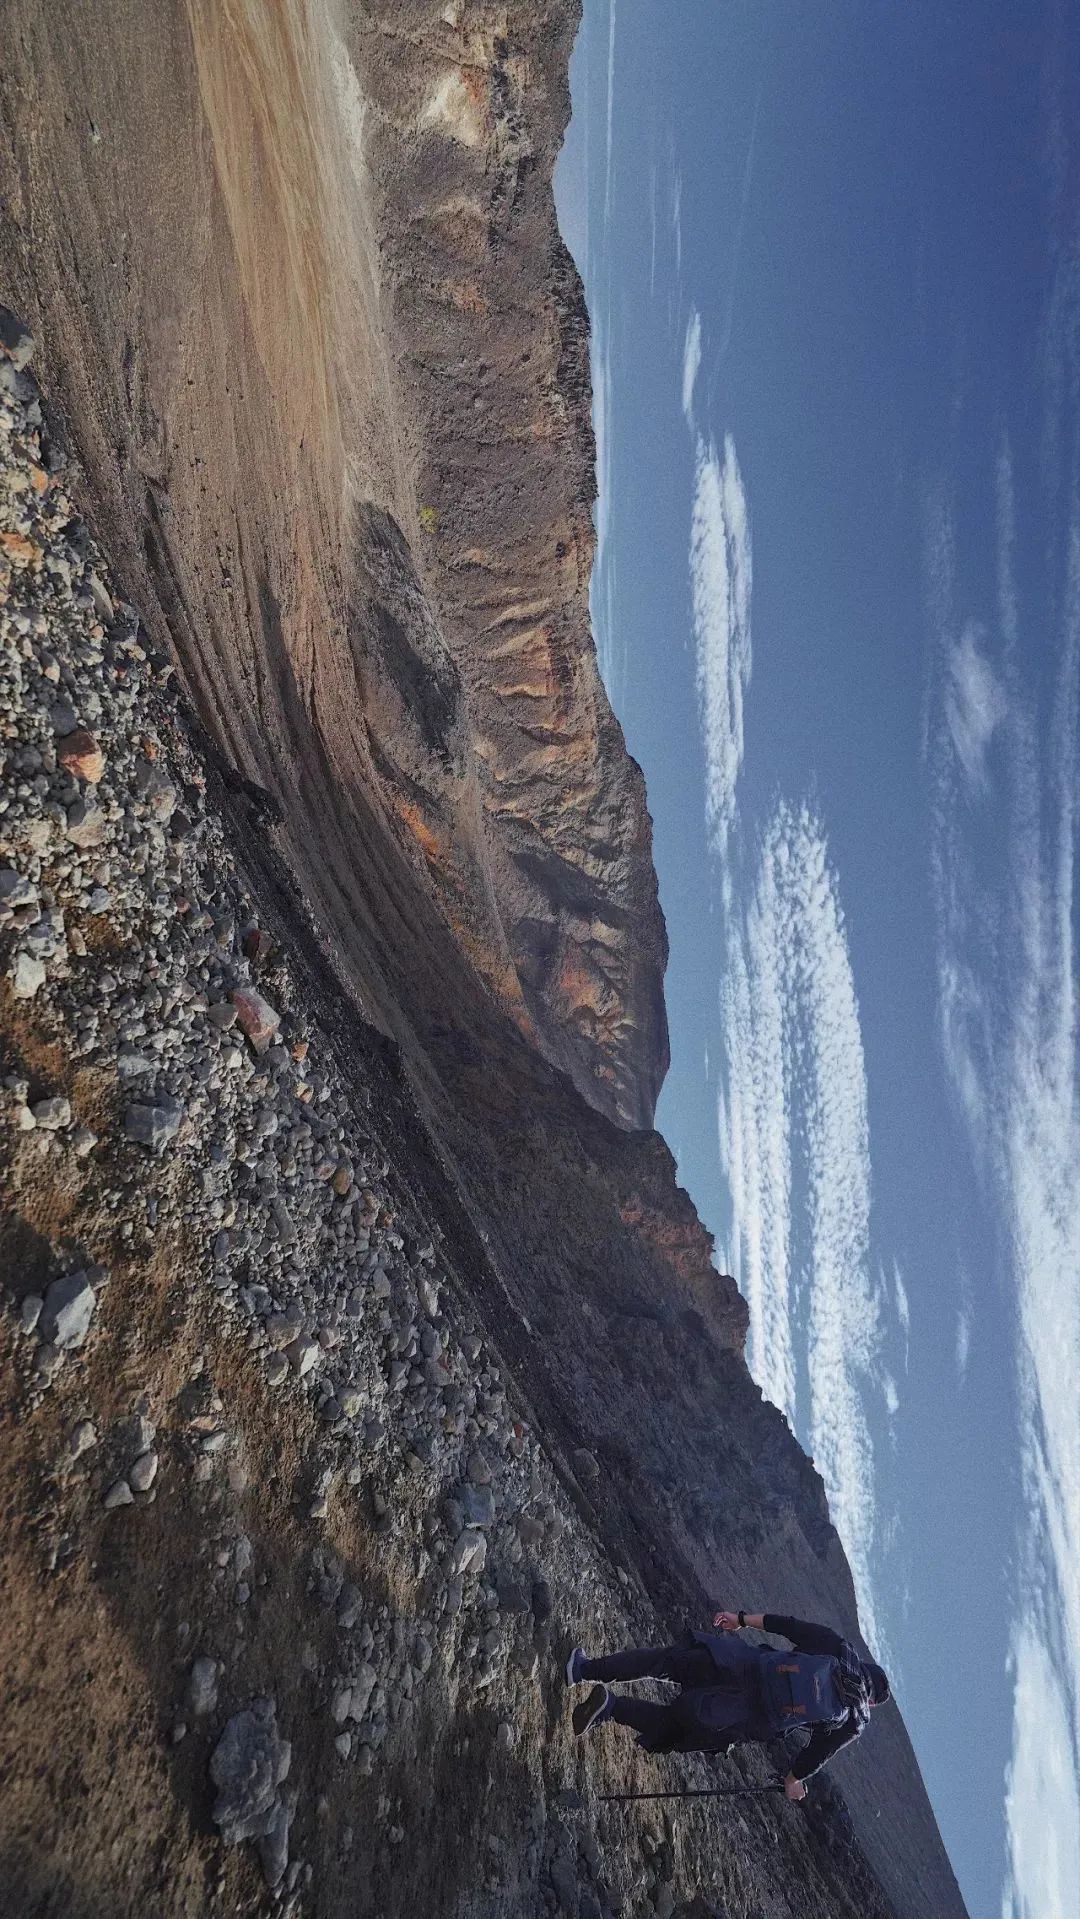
[893,1262,911,1363]
[682,308,702,424]
[602,0,617,233]
[589,303,620,693]
[944,620,1009,793]
[1002,1624,1080,1919]
[925,412,1080,1919]
[689,434,752,860]
[955,1306,972,1383]
[719,801,888,1651]
[716,75,764,363]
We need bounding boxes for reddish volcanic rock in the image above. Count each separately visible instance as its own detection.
[230,986,281,1053]
[58,728,105,783]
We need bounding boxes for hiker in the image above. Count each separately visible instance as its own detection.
[565,1608,890,1801]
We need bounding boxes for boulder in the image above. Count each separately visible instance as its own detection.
[209,1699,291,1847]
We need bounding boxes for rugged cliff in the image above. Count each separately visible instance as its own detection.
[0,4,967,1918]
[360,1,669,1129]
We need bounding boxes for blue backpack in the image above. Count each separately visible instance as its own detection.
[760,1650,851,1733]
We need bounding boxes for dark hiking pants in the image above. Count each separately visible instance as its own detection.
[577,1642,760,1751]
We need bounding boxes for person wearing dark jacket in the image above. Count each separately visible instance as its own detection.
[565,1607,890,1801]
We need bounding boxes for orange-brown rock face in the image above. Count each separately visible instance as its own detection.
[0,0,666,1132]
[359,1,670,1130]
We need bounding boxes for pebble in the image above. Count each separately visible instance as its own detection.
[65,798,106,848]
[30,1096,71,1130]
[124,1097,185,1151]
[466,1448,493,1486]
[286,1336,319,1377]
[103,1478,134,1510]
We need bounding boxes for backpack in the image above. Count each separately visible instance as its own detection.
[759,1650,852,1734]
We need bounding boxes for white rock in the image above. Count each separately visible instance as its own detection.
[69,1419,98,1458]
[39,1271,97,1350]
[187,1655,220,1717]
[285,1336,319,1377]
[449,1528,487,1579]
[10,951,46,999]
[129,1450,159,1492]
[19,1294,43,1335]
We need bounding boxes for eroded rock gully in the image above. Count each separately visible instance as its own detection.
[0,6,967,1918]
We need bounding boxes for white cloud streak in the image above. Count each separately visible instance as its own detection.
[648,162,658,299]
[689,433,752,859]
[716,74,763,363]
[925,430,1080,1918]
[589,300,619,694]
[719,801,887,1652]
[603,0,616,232]
[944,621,1009,793]
[893,1262,911,1360]
[682,308,702,424]
[955,1307,971,1382]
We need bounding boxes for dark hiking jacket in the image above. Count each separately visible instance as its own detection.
[690,1613,870,1779]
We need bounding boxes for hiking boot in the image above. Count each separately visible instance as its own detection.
[565,1646,588,1687]
[572,1684,610,1737]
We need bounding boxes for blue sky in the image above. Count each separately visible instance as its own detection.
[555,5,1079,1917]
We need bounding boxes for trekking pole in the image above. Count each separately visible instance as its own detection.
[596,1781,785,1804]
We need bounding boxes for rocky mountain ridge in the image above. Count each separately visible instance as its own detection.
[0,4,968,1917]
[0,329,891,1918]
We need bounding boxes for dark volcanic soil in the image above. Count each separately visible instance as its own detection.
[0,5,968,1918]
